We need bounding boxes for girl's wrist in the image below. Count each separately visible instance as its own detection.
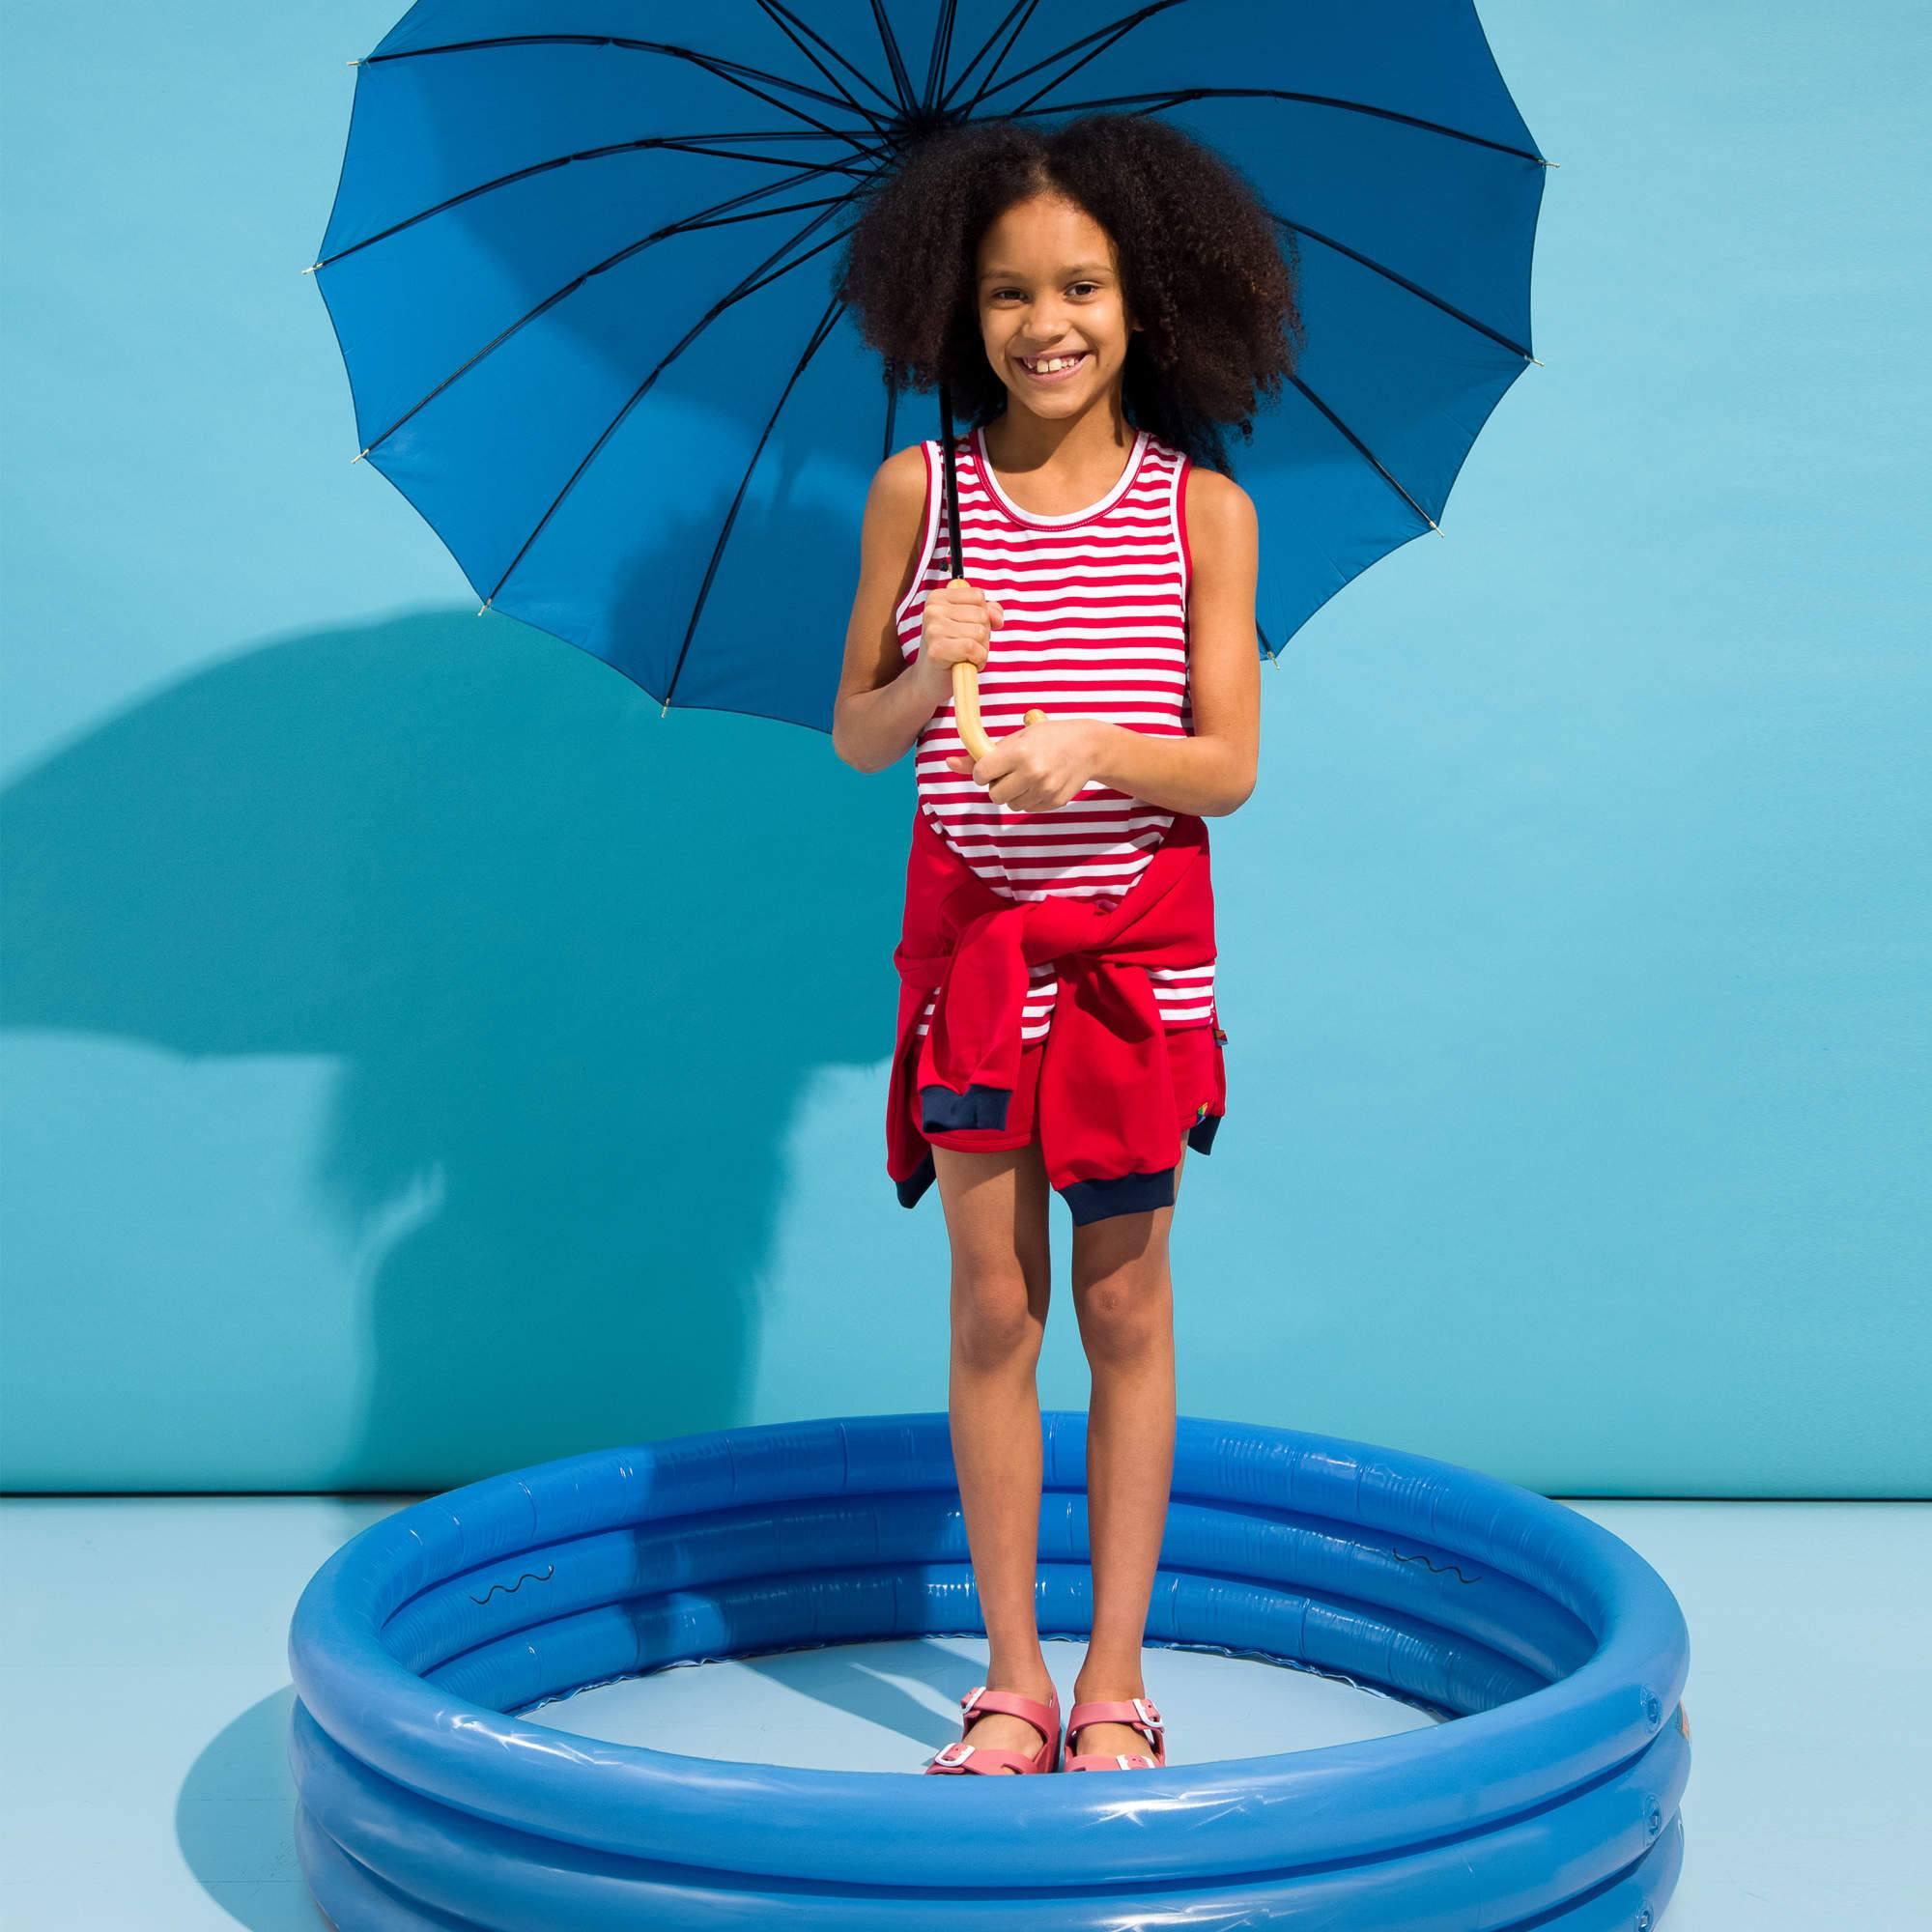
[1077,718,1122,781]
[910,655,954,708]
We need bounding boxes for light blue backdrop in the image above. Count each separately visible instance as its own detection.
[2,3,1924,1495]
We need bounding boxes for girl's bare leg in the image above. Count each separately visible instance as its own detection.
[930,1137,1057,1768]
[1065,1141,1186,1762]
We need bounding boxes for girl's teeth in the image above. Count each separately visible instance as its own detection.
[1027,354,1084,373]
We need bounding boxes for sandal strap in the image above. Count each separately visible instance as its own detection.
[956,1683,1059,1749]
[1065,1694,1162,1753]
[926,1740,1044,1775]
[1065,1749,1157,1772]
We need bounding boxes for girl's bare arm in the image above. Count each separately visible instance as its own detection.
[831,448,952,773]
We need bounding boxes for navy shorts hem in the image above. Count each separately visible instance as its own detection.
[897,1111,1224,1218]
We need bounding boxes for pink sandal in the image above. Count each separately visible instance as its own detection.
[923,1682,1062,1776]
[1062,1693,1166,1772]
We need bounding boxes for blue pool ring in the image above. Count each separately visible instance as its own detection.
[288,1412,1691,1928]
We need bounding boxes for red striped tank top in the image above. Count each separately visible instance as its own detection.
[895,422,1217,1044]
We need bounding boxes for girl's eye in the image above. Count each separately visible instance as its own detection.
[993,284,1100,301]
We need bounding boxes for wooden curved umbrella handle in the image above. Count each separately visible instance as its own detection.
[952,663,1047,766]
[947,579,1046,768]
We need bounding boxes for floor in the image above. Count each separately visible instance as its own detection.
[0,1496,1924,1929]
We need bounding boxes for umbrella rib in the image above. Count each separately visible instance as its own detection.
[755,0,905,119]
[935,0,1043,115]
[1271,212,1534,362]
[923,0,961,110]
[724,9,893,137]
[351,145,893,461]
[867,1,918,112]
[939,2,1043,113]
[1288,371,1440,534]
[359,35,880,152]
[662,295,848,714]
[480,207,864,611]
[1003,86,1548,165]
[880,371,901,466]
[957,0,1187,119]
[317,136,883,271]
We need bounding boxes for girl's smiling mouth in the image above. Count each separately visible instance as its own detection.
[1016,350,1090,383]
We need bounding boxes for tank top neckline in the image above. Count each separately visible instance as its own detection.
[967,423,1151,531]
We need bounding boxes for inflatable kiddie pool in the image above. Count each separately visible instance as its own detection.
[288,1411,1691,1927]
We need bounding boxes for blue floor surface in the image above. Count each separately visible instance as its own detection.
[0,1496,1923,1928]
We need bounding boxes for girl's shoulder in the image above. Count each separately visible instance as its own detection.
[872,439,927,481]
[1180,464,1254,512]
[1177,464,1260,569]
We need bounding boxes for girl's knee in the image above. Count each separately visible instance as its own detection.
[951,1264,1046,1370]
[1071,1261,1170,1365]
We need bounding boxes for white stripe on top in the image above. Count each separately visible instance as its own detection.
[896,425,1215,1042]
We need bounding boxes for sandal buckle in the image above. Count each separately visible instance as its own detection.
[930,1741,975,1768]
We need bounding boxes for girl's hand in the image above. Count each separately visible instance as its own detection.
[915,577,1003,696]
[946,718,1104,811]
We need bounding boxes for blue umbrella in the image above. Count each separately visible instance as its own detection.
[313,2,1548,738]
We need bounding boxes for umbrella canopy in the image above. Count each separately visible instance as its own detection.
[314,1,1548,730]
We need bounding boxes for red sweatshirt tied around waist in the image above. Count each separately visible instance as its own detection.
[887,800,1226,1225]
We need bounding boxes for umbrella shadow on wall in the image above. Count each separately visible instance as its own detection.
[1,589,911,1489]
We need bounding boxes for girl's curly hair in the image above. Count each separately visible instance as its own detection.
[834,112,1305,477]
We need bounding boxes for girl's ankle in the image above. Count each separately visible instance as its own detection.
[984,1658,1055,1697]
[1072,1667,1147,1699]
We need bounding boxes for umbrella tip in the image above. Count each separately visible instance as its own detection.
[660,698,671,718]
[351,447,369,464]
[301,262,320,275]
[477,599,494,616]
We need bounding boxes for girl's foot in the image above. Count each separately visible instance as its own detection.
[1066,1679,1155,1762]
[952,1675,1059,1772]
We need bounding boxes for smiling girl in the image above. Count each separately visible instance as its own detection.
[832,113,1303,1779]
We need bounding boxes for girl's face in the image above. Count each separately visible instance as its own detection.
[975,191,1137,420]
